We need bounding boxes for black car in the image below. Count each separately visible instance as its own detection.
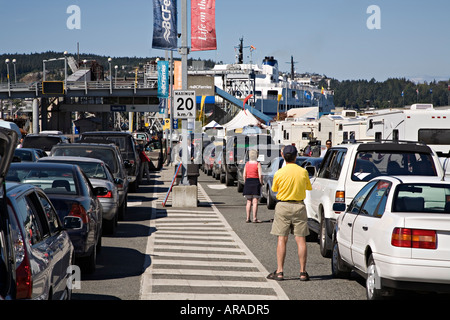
[21,132,70,155]
[7,162,105,274]
[14,147,47,162]
[78,131,141,192]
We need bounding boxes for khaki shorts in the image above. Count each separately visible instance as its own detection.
[271,201,310,237]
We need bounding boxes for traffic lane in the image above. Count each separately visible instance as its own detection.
[72,186,155,300]
[199,172,367,300]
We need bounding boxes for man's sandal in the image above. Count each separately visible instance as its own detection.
[267,271,284,281]
[300,271,310,281]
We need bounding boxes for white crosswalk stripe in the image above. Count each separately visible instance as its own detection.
[140,177,288,300]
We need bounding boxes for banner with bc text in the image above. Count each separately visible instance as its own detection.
[191,0,217,51]
[152,0,178,50]
[157,60,169,98]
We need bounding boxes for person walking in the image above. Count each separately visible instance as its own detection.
[139,146,152,184]
[267,145,312,281]
[242,149,263,223]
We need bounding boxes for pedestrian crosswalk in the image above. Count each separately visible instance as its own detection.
[140,173,288,300]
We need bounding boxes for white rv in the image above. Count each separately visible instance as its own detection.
[366,104,450,155]
[271,118,318,152]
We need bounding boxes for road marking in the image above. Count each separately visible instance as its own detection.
[140,171,288,300]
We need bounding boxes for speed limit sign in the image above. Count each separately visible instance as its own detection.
[173,90,196,119]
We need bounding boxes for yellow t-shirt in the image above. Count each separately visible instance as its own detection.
[272,163,312,201]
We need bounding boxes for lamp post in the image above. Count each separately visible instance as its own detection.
[64,51,68,93]
[12,59,16,84]
[108,57,112,94]
[5,59,10,97]
[114,65,118,88]
[83,59,88,94]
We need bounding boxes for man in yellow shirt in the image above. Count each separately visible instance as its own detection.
[267,145,312,282]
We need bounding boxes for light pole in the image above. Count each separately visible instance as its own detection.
[12,59,16,84]
[108,57,112,94]
[114,65,118,88]
[83,59,88,94]
[64,51,68,93]
[5,59,10,97]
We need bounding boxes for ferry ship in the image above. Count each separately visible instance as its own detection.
[211,39,335,118]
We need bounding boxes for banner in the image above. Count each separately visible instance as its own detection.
[157,61,169,98]
[191,0,217,51]
[152,0,177,50]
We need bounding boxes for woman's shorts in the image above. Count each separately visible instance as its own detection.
[270,201,309,237]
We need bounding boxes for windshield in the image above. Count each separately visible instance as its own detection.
[352,151,437,182]
[393,183,450,213]
[6,166,78,195]
[22,136,62,151]
[45,161,107,179]
[52,147,118,173]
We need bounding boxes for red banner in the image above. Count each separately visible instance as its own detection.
[191,0,217,51]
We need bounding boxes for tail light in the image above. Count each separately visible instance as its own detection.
[391,228,436,249]
[14,232,32,299]
[69,203,89,224]
[228,150,234,163]
[335,191,345,203]
[97,190,113,198]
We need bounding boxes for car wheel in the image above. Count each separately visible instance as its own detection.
[81,244,96,274]
[225,172,234,186]
[366,254,384,300]
[104,216,116,235]
[237,180,244,192]
[220,172,225,183]
[267,188,276,209]
[319,212,332,258]
[331,241,351,278]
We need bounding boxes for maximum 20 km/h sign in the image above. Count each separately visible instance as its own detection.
[173,90,196,119]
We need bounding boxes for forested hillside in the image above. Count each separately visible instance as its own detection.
[1,52,448,109]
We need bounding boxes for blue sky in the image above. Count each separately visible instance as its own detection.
[1,0,449,81]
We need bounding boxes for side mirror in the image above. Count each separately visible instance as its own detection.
[114,178,124,185]
[305,165,316,177]
[94,186,108,197]
[123,160,131,168]
[332,203,346,212]
[64,216,83,229]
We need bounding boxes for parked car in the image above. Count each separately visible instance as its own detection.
[6,162,105,274]
[0,127,74,300]
[332,176,450,299]
[221,133,274,186]
[212,147,224,181]
[305,140,445,258]
[78,131,141,192]
[202,141,223,176]
[51,142,129,220]
[21,132,70,155]
[260,156,310,209]
[14,147,47,162]
[236,145,282,192]
[38,156,119,235]
[300,157,323,177]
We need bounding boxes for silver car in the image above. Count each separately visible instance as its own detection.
[38,156,120,235]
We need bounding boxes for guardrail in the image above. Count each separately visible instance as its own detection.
[0,80,157,97]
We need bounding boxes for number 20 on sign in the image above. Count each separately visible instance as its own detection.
[174,91,197,119]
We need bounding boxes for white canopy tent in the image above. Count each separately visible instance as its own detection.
[222,110,261,132]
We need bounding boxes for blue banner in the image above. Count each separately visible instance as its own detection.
[152,0,177,50]
[157,61,169,98]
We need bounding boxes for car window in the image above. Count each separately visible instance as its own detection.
[360,180,391,218]
[36,192,61,235]
[14,195,48,246]
[22,136,62,152]
[352,151,437,182]
[319,149,346,180]
[8,167,78,195]
[347,180,377,214]
[53,147,118,173]
[393,183,450,213]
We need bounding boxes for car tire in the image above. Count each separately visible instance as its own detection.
[319,212,332,258]
[267,187,276,210]
[331,241,351,279]
[80,244,96,274]
[366,254,384,300]
[237,180,244,192]
[225,171,234,186]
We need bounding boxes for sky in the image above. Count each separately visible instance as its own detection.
[0,0,449,82]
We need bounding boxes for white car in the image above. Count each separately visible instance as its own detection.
[331,176,450,299]
[305,141,444,258]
